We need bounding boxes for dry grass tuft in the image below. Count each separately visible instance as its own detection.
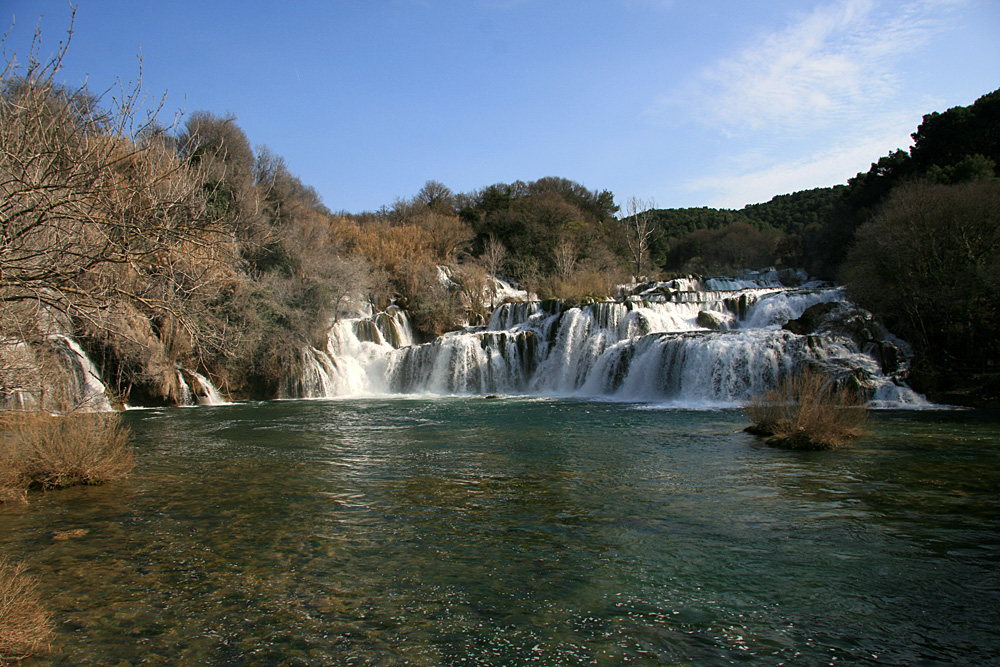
[0,437,29,504]
[540,270,618,304]
[0,411,134,497]
[0,557,52,664]
[744,369,868,450]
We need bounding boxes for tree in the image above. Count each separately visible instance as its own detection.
[0,19,237,407]
[411,210,473,262]
[176,111,266,260]
[414,180,455,214]
[925,154,997,184]
[842,180,1000,375]
[620,196,656,277]
[553,238,577,282]
[480,234,508,308]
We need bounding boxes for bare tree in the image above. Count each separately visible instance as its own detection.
[410,210,473,262]
[481,236,507,275]
[620,196,657,279]
[553,238,577,282]
[480,235,507,308]
[456,261,490,324]
[414,180,455,214]
[0,16,237,406]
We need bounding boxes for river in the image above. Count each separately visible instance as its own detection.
[2,398,999,665]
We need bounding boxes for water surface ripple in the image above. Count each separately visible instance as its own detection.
[1,399,998,665]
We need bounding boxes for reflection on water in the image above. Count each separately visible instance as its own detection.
[1,399,999,665]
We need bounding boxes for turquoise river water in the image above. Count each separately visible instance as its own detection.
[1,398,999,666]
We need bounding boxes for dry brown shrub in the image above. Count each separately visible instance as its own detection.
[540,269,616,304]
[0,457,28,504]
[409,210,473,262]
[0,557,52,663]
[744,369,868,450]
[455,262,492,323]
[341,222,434,275]
[0,411,134,491]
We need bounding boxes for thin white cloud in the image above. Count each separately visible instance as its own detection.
[655,0,960,134]
[649,0,970,207]
[682,115,918,208]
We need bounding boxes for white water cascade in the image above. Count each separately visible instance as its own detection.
[54,336,115,412]
[0,335,115,412]
[282,306,414,397]
[289,270,927,407]
[176,368,229,406]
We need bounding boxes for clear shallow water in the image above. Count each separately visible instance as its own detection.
[1,399,999,666]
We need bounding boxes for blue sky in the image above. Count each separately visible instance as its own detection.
[4,0,999,213]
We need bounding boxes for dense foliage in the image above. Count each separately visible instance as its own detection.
[842,180,1000,401]
[1,23,997,408]
[643,187,849,276]
[644,89,999,280]
[455,176,626,298]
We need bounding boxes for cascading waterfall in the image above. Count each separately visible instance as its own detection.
[293,270,927,407]
[282,306,413,397]
[50,335,114,412]
[7,269,920,410]
[176,368,228,406]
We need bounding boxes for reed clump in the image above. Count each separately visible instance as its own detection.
[744,369,868,450]
[0,411,134,500]
[0,557,52,664]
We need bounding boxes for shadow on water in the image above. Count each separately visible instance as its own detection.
[1,400,998,665]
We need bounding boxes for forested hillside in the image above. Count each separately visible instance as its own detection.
[645,186,848,274]
[646,89,999,281]
[638,88,1000,404]
[643,186,847,276]
[1,31,997,408]
[838,89,1000,403]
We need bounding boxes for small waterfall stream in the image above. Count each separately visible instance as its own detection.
[53,335,115,412]
[0,334,114,412]
[176,368,228,406]
[291,271,927,407]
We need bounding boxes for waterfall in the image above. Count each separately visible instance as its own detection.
[0,334,114,413]
[177,368,228,406]
[289,274,926,407]
[2,329,234,411]
[282,308,415,398]
[388,330,538,395]
[50,336,114,412]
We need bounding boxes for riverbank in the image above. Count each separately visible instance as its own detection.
[911,366,1000,410]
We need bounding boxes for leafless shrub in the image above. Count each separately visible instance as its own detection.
[540,270,610,304]
[744,369,868,450]
[0,410,134,491]
[456,261,491,324]
[620,196,656,278]
[1,15,239,404]
[0,557,52,663]
[480,235,508,279]
[0,448,28,503]
[343,221,434,277]
[553,238,578,282]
